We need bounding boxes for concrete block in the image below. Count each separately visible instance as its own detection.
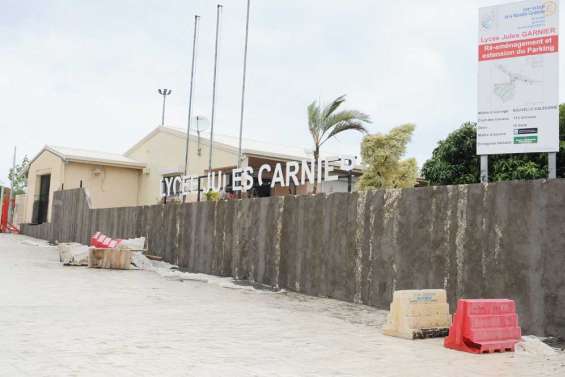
[120,237,146,250]
[88,247,133,270]
[58,243,89,266]
[383,289,451,339]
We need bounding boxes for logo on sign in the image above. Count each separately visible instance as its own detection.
[545,1,557,16]
[481,10,496,31]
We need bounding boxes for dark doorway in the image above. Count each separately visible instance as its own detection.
[251,178,272,198]
[36,174,51,224]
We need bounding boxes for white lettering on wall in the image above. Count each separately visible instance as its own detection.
[286,161,300,187]
[258,165,271,185]
[232,168,243,192]
[241,167,254,192]
[164,177,174,197]
[161,155,357,198]
[172,176,182,196]
[207,171,223,192]
[301,160,315,185]
[324,162,338,182]
[271,164,285,188]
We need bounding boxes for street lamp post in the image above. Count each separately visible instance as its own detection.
[158,89,172,126]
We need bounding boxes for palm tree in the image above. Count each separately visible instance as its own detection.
[307,95,371,193]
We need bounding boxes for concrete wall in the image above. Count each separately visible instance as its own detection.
[21,180,565,338]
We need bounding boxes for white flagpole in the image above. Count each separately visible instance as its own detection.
[185,15,201,176]
[209,5,223,172]
[237,0,251,168]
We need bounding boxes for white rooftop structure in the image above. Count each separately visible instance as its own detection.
[165,126,322,160]
[29,145,146,170]
[125,125,363,171]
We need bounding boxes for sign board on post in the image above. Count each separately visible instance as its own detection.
[478,0,559,155]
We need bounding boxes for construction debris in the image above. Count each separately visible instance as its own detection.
[88,246,134,270]
[58,243,90,266]
[53,234,148,270]
[119,237,145,251]
[145,255,163,261]
[383,289,451,339]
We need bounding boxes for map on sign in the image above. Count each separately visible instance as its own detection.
[477,0,559,155]
[493,64,540,103]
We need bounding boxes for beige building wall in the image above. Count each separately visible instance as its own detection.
[25,150,65,223]
[126,128,238,205]
[63,163,140,209]
[24,150,142,224]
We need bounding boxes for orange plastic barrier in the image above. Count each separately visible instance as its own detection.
[444,299,521,354]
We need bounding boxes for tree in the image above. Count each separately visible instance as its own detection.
[205,189,220,202]
[358,124,418,190]
[307,95,371,193]
[422,105,565,185]
[420,123,480,185]
[8,156,29,195]
[559,103,565,177]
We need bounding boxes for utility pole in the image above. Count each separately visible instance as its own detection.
[158,89,172,126]
[184,15,201,176]
[237,0,251,168]
[8,146,16,224]
[209,4,223,172]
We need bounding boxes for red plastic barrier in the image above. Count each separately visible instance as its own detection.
[90,232,101,247]
[2,223,20,234]
[0,196,9,232]
[90,233,113,248]
[98,234,108,247]
[101,237,112,248]
[90,233,123,249]
[95,234,103,247]
[444,299,521,354]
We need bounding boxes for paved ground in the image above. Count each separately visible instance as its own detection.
[0,234,564,377]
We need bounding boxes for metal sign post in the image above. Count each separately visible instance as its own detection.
[548,152,557,179]
[480,155,488,183]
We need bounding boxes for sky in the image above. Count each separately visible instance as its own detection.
[1,0,564,184]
